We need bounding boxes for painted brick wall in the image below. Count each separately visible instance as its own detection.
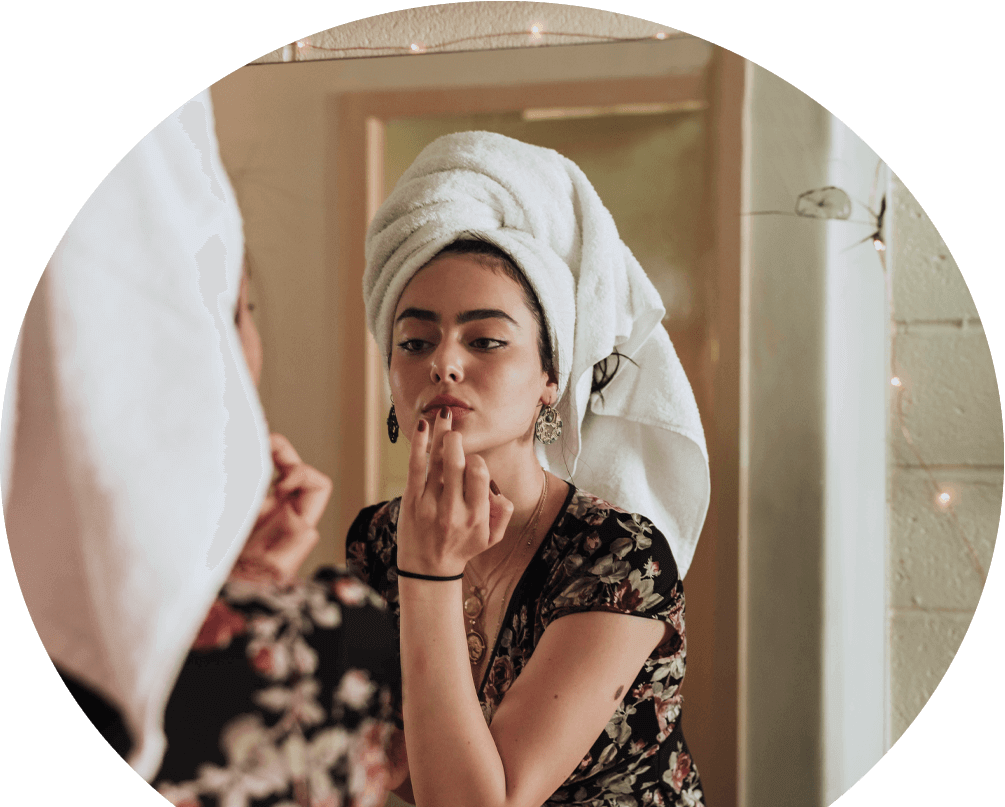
[887,176,1002,742]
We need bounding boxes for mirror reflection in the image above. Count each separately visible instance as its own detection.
[209,29,1001,807]
[213,40,730,807]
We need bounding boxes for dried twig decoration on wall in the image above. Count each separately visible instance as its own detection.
[745,184,887,263]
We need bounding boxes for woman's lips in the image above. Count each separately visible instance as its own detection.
[421,396,472,422]
[423,405,470,422]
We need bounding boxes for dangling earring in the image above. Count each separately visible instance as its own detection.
[387,396,399,444]
[535,403,562,445]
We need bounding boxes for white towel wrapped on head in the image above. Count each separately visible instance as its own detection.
[364,131,709,577]
[2,91,270,779]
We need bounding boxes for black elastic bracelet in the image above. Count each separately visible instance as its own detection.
[396,568,464,581]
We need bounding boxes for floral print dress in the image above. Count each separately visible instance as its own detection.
[346,486,705,807]
[154,569,402,807]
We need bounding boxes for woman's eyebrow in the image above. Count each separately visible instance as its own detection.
[391,307,518,327]
[395,307,438,324]
[456,309,519,326]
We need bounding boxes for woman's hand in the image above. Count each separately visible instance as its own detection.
[397,408,514,576]
[230,433,333,585]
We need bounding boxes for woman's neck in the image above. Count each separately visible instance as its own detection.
[473,439,549,541]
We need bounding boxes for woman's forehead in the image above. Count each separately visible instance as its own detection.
[394,254,530,320]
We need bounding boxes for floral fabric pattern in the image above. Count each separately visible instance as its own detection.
[347,487,704,807]
[154,569,401,807]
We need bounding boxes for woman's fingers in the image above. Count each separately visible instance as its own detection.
[405,417,430,499]
[275,463,332,527]
[270,433,303,474]
[254,492,279,528]
[231,502,319,586]
[268,432,332,526]
[441,431,466,513]
[424,407,452,493]
[462,453,490,514]
[401,408,501,567]
[488,482,515,548]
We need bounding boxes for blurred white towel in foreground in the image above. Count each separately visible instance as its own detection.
[1,91,270,779]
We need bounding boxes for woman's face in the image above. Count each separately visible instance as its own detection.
[235,271,263,387]
[389,254,558,457]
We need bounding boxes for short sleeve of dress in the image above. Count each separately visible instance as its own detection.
[345,502,390,592]
[538,491,684,639]
[345,499,402,608]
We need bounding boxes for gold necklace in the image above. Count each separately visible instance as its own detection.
[463,546,514,664]
[464,469,549,665]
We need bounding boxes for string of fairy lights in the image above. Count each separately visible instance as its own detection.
[887,270,988,583]
[275,23,988,583]
[281,24,682,60]
[771,185,984,582]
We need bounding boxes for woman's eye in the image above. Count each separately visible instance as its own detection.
[397,339,428,353]
[470,338,506,350]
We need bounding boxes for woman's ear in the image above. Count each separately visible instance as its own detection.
[541,377,559,408]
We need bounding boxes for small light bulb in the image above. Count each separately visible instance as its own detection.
[890,376,902,387]
[874,239,886,252]
[655,31,669,40]
[409,42,426,53]
[296,39,307,49]
[530,24,541,34]
[937,491,952,506]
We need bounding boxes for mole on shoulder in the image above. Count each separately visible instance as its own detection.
[614,685,624,700]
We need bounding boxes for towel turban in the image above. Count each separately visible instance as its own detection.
[364,131,709,576]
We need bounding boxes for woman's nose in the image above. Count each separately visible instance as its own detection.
[430,343,464,383]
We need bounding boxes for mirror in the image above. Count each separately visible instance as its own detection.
[209,22,1001,806]
[213,39,743,803]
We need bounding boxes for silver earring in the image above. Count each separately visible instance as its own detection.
[535,403,562,445]
[387,395,399,444]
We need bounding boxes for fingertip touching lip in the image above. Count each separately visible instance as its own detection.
[422,394,472,413]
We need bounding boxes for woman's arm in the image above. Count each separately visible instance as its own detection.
[400,581,665,807]
[396,413,667,807]
[490,612,667,801]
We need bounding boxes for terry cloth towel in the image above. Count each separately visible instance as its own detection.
[1,91,271,779]
[364,131,709,577]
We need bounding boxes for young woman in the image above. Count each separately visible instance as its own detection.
[154,270,407,807]
[348,132,710,807]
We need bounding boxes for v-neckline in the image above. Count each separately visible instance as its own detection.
[474,482,577,695]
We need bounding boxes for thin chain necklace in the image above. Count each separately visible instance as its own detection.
[462,550,515,661]
[463,468,549,665]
